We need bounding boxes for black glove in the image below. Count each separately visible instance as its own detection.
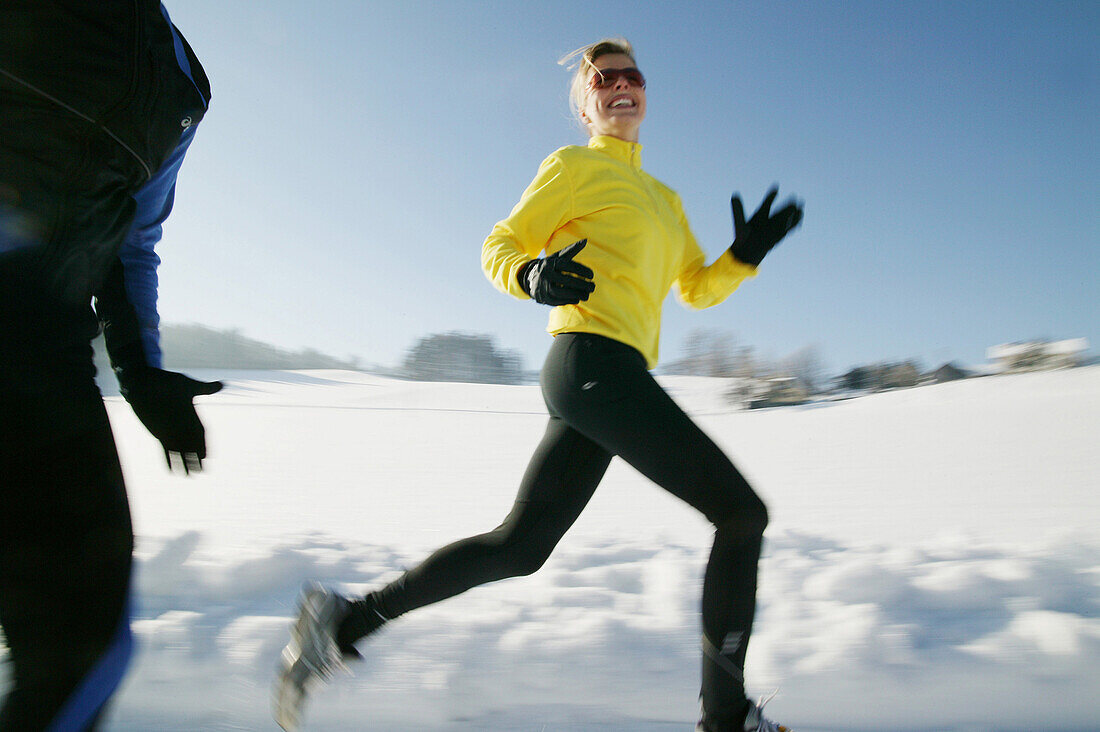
[517,239,595,306]
[116,361,223,474]
[728,186,804,267]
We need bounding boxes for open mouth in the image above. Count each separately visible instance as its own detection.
[608,96,636,109]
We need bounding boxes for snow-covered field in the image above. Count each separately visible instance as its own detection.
[5,367,1099,731]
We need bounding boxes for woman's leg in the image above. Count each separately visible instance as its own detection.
[346,415,612,629]
[0,416,134,731]
[541,334,767,725]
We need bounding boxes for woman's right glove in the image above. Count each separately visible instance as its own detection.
[517,238,595,306]
[728,186,804,267]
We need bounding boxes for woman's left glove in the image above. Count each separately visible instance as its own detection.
[728,186,804,267]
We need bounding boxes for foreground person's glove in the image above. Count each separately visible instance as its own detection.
[115,350,223,474]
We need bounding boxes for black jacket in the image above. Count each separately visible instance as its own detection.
[0,1,210,439]
[0,0,210,302]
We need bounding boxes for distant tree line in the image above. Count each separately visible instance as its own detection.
[91,324,1088,395]
[91,324,524,385]
[401,332,524,384]
[92,323,361,374]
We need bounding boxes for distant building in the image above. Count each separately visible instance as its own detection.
[832,360,922,393]
[745,376,810,409]
[986,339,1089,373]
[927,362,969,383]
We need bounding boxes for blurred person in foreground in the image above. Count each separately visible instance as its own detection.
[0,2,222,728]
[276,38,803,732]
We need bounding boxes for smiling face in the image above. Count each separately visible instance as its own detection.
[580,52,647,143]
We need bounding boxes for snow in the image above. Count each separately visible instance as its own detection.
[3,367,1098,731]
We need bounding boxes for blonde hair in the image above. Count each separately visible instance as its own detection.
[558,38,637,123]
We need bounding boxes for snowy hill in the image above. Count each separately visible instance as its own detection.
[4,367,1097,730]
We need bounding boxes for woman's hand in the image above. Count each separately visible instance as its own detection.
[728,187,804,267]
[518,239,595,306]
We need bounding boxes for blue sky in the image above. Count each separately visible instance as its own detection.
[158,1,1097,374]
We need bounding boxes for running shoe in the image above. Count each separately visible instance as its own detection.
[273,582,352,731]
[743,692,791,732]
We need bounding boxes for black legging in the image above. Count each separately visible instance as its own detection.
[373,332,767,721]
[0,399,134,731]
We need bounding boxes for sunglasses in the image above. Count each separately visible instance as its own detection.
[588,67,646,91]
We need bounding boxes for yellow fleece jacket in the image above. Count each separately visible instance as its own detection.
[482,135,757,369]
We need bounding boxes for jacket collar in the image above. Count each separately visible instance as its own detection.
[588,135,643,169]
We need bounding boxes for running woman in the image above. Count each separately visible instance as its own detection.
[276,38,803,732]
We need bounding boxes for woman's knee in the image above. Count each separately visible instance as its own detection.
[486,501,570,579]
[471,524,556,580]
[504,541,554,577]
[712,492,769,541]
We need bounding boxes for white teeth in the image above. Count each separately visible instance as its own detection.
[610,98,634,108]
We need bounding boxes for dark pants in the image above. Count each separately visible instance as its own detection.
[0,397,134,731]
[376,333,767,721]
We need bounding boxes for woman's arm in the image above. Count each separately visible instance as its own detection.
[673,196,758,310]
[481,154,575,300]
